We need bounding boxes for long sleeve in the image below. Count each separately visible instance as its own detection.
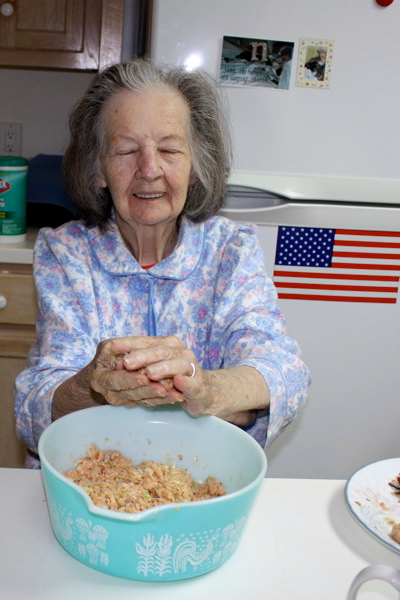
[204,218,310,447]
[14,226,100,456]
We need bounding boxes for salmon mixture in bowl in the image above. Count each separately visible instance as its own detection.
[64,443,226,513]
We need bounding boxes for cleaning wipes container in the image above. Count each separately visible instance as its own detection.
[0,156,28,242]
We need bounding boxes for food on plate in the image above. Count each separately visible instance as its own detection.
[388,474,400,494]
[388,474,400,544]
[65,443,226,513]
[391,524,400,544]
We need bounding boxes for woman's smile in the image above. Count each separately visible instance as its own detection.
[134,192,165,199]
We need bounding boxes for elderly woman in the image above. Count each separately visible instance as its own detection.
[15,59,310,467]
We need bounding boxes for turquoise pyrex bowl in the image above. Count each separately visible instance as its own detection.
[38,405,267,581]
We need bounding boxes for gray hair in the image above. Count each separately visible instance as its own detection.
[63,59,233,230]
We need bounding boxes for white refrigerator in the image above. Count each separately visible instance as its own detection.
[150,0,400,479]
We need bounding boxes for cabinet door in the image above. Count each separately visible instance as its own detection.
[0,264,37,468]
[0,0,123,70]
[0,356,30,468]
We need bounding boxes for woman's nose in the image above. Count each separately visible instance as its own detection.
[136,148,162,181]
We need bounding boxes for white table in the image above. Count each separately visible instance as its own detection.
[1,469,399,600]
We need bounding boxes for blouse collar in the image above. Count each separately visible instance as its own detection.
[87,215,205,280]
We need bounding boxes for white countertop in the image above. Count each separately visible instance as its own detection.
[0,229,36,264]
[1,469,399,600]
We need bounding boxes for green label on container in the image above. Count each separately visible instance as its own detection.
[0,169,27,236]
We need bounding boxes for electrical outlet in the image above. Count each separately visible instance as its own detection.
[0,122,23,156]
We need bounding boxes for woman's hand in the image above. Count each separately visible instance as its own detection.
[91,335,191,406]
[117,336,270,425]
[51,335,189,420]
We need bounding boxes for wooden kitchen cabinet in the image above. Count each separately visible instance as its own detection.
[0,263,37,467]
[0,0,124,70]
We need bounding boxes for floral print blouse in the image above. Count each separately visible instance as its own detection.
[15,214,310,468]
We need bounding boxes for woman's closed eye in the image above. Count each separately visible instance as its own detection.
[115,144,140,155]
[161,148,180,154]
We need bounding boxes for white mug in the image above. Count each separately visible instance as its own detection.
[347,565,400,599]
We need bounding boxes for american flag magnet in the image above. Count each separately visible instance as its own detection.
[273,226,400,303]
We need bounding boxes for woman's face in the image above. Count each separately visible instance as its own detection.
[98,87,193,230]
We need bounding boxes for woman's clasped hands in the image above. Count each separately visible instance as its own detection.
[89,335,266,428]
[91,335,200,407]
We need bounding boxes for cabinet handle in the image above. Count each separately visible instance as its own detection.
[0,295,7,309]
[1,3,14,17]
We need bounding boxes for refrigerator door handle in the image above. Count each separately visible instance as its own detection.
[226,184,290,209]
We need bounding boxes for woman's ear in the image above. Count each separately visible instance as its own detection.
[97,174,107,189]
[189,168,197,185]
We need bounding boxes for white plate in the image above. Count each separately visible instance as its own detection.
[345,457,400,554]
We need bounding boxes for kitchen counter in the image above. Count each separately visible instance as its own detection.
[1,469,399,599]
[0,228,37,264]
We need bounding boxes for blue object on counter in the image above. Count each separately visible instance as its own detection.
[27,154,76,216]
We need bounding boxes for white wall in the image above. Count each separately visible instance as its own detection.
[0,68,94,159]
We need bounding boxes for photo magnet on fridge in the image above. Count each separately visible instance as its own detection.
[219,36,294,89]
[296,38,335,89]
